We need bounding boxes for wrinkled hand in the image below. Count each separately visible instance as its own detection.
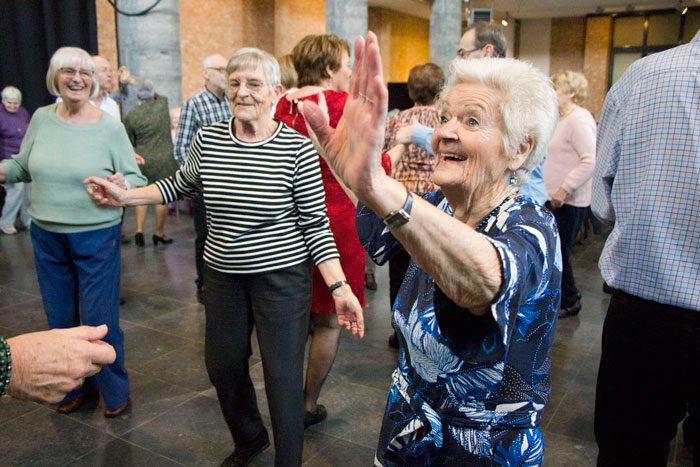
[332,286,365,338]
[106,172,127,190]
[84,176,127,207]
[134,153,145,165]
[7,325,116,403]
[550,186,568,209]
[299,32,388,198]
[395,118,419,145]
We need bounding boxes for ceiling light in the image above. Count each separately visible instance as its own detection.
[501,12,510,27]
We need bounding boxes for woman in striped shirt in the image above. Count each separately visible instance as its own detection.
[85,47,363,467]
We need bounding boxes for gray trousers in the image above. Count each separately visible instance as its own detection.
[203,260,311,467]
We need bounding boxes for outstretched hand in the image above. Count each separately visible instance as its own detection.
[7,325,116,403]
[84,176,127,207]
[299,32,388,200]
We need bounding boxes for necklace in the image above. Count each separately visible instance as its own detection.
[559,105,577,120]
[476,193,518,232]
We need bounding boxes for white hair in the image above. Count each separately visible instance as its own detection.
[441,57,558,186]
[45,47,99,99]
[134,78,155,100]
[227,47,281,92]
[1,86,21,101]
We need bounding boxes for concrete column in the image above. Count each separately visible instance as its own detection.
[116,0,182,115]
[326,0,367,52]
[429,0,462,74]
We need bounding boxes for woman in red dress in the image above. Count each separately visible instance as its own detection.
[275,34,358,428]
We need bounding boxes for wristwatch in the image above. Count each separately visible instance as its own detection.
[383,190,413,228]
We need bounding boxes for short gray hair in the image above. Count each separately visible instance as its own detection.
[134,78,155,100]
[227,48,280,92]
[45,47,99,99]
[1,86,21,101]
[441,57,558,186]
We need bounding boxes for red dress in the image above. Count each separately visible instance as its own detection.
[275,90,365,314]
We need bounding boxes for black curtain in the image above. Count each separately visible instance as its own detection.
[0,0,98,115]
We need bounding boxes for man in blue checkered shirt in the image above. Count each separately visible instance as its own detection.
[174,54,231,303]
[592,30,700,466]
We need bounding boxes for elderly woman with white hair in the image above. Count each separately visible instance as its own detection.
[84,47,363,467]
[301,33,562,465]
[0,47,146,417]
[123,78,179,246]
[0,86,31,234]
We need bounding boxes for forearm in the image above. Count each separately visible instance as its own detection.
[361,176,502,312]
[0,165,5,183]
[121,183,165,206]
[386,143,406,168]
[316,257,347,286]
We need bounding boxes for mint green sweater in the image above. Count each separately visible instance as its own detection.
[1,104,147,233]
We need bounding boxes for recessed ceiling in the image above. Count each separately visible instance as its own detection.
[369,0,694,20]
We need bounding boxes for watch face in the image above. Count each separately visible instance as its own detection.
[384,210,410,228]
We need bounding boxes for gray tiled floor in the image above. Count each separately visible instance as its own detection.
[0,210,693,466]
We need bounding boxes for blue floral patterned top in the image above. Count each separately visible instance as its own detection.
[357,191,561,466]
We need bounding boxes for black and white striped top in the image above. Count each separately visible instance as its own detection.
[155,118,339,274]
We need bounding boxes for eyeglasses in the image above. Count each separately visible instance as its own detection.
[456,47,483,59]
[206,67,227,74]
[60,67,93,79]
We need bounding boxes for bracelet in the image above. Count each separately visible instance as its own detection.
[0,337,12,397]
[328,280,348,293]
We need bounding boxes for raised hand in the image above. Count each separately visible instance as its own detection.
[84,176,127,207]
[299,32,389,200]
[7,325,116,403]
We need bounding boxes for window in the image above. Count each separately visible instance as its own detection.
[608,8,698,88]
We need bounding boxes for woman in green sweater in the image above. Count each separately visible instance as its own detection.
[0,47,146,417]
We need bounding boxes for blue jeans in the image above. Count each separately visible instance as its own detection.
[30,222,129,410]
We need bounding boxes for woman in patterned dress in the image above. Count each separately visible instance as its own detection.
[302,33,562,465]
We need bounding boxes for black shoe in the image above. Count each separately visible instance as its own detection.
[119,297,126,305]
[135,232,145,247]
[153,234,173,245]
[364,273,377,291]
[196,287,204,304]
[558,299,582,319]
[121,234,131,245]
[388,332,399,349]
[221,428,270,467]
[304,404,327,429]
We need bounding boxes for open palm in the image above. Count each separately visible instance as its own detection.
[301,33,389,198]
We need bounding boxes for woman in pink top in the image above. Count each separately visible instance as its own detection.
[544,70,596,318]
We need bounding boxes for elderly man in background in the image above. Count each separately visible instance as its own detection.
[175,54,232,304]
[396,21,549,205]
[592,30,700,466]
[90,56,121,120]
